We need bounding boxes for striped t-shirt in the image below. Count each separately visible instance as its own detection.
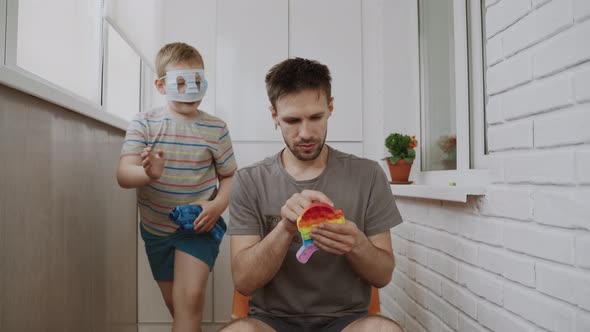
[121,108,237,235]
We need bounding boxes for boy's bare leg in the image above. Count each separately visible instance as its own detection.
[172,250,209,332]
[156,281,174,316]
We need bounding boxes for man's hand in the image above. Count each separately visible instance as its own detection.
[309,220,367,255]
[280,190,334,233]
[193,200,225,233]
[140,147,165,180]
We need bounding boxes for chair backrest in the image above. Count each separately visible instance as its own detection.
[231,286,381,319]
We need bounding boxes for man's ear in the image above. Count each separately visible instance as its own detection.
[155,79,166,95]
[328,97,334,117]
[270,105,278,121]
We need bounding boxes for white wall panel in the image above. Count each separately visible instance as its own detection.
[233,142,287,169]
[160,0,218,114]
[328,142,363,157]
[233,142,363,170]
[216,0,288,142]
[289,0,363,142]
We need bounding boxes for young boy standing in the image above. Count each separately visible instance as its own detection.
[117,42,237,332]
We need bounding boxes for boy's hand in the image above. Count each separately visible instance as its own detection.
[193,200,225,233]
[280,190,334,233]
[140,147,165,180]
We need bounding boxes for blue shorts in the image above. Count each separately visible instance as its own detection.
[140,221,225,281]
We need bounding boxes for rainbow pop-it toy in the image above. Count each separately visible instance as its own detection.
[296,202,345,263]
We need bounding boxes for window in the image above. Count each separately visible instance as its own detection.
[0,0,158,130]
[103,23,141,122]
[140,62,167,113]
[419,0,459,171]
[417,0,487,177]
[7,0,103,104]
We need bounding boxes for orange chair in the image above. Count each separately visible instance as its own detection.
[231,286,381,319]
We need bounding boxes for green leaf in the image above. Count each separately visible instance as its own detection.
[389,156,401,164]
[385,132,417,162]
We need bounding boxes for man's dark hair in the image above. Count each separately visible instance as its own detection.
[265,57,332,110]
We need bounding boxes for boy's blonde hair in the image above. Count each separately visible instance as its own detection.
[155,42,204,78]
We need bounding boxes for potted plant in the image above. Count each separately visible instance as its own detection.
[437,135,457,170]
[384,133,418,183]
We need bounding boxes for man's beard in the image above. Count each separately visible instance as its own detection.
[284,135,327,161]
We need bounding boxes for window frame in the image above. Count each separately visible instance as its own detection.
[412,0,489,187]
[5,0,104,105]
[102,20,144,122]
[0,0,148,131]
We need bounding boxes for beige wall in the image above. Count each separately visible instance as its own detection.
[0,84,137,332]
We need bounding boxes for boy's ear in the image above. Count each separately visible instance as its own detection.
[328,97,334,116]
[155,79,166,95]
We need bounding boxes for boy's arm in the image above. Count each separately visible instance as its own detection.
[213,175,233,211]
[117,155,152,188]
[116,147,165,188]
[193,174,234,232]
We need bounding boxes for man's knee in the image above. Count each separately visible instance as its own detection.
[219,317,275,332]
[345,315,403,332]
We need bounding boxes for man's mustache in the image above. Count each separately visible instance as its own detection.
[295,139,321,145]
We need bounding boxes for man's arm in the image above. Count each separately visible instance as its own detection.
[230,220,296,296]
[346,231,394,288]
[231,189,334,296]
[311,222,394,288]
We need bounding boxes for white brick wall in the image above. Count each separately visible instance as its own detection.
[486,0,531,37]
[503,221,575,263]
[477,300,536,332]
[382,1,590,331]
[576,233,590,268]
[533,18,590,78]
[502,0,572,57]
[574,65,590,102]
[480,185,532,220]
[504,283,575,331]
[501,73,573,120]
[535,104,590,148]
[504,150,576,184]
[574,0,590,21]
[477,245,536,287]
[576,310,590,332]
[486,95,503,124]
[577,149,590,183]
[487,52,532,94]
[533,188,590,229]
[488,119,533,151]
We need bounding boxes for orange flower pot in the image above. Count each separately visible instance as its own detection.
[387,159,413,182]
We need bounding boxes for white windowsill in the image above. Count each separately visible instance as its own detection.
[0,65,129,132]
[390,184,485,203]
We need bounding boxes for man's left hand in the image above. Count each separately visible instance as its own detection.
[309,220,367,255]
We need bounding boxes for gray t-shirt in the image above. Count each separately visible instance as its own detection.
[228,146,402,318]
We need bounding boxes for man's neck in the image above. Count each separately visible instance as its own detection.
[281,145,329,181]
